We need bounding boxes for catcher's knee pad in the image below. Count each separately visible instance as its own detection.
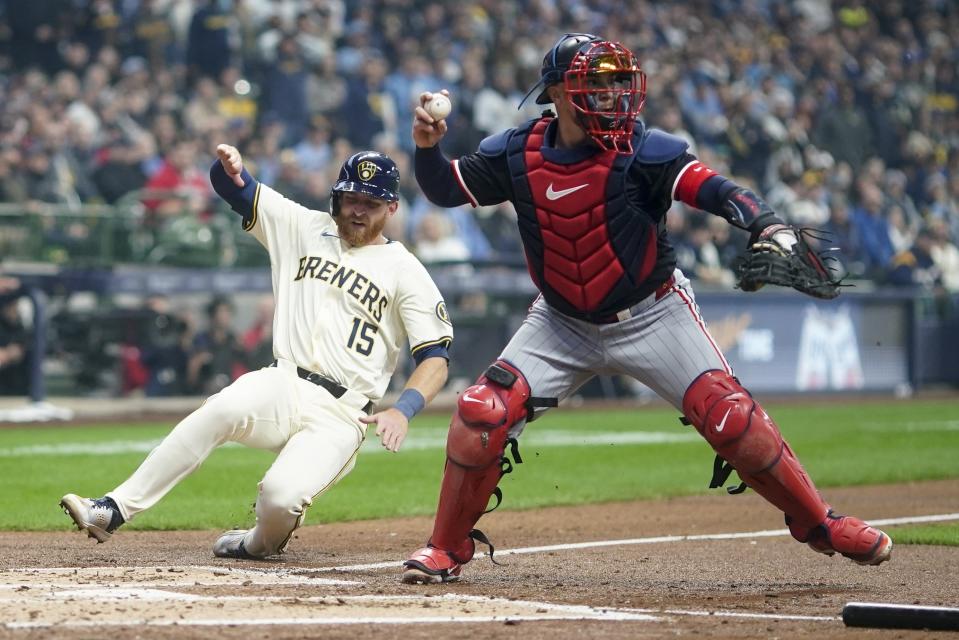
[682,370,783,474]
[683,370,828,529]
[446,360,532,469]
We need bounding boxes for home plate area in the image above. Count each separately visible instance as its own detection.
[0,565,658,629]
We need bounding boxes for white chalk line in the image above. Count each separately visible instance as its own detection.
[6,615,647,629]
[1,589,839,629]
[5,593,659,628]
[630,608,838,622]
[0,577,358,590]
[0,565,360,588]
[0,430,699,457]
[4,416,957,458]
[4,564,352,579]
[884,420,959,432]
[4,590,840,628]
[321,512,959,572]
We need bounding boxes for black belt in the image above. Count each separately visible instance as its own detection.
[271,361,373,414]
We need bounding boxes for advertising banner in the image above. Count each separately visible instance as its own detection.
[696,293,910,393]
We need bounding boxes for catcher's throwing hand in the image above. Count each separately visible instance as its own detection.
[733,224,844,299]
[359,409,409,453]
[216,144,246,187]
[412,91,449,149]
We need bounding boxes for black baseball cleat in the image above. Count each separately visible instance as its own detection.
[60,494,125,543]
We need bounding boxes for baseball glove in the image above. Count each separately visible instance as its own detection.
[732,225,845,300]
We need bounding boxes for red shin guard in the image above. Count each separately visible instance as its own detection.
[428,461,502,561]
[683,370,828,530]
[428,361,531,557]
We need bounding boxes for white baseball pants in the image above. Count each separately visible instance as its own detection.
[107,360,367,556]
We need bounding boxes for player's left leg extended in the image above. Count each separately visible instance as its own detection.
[213,412,364,559]
[682,370,891,565]
[606,270,890,566]
[62,367,296,544]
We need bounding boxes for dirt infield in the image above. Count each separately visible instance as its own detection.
[2,479,957,639]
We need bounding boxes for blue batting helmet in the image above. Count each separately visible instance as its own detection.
[329,151,400,217]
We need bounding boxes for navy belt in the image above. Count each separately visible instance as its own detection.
[271,361,373,414]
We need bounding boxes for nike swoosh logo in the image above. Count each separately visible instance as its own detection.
[545,182,589,201]
[321,232,340,238]
[462,395,485,404]
[715,408,732,433]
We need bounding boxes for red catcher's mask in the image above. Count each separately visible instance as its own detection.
[563,41,646,154]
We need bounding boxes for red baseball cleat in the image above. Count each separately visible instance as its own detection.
[402,544,467,584]
[402,530,494,584]
[789,509,892,566]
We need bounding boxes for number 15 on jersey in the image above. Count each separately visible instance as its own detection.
[348,316,378,356]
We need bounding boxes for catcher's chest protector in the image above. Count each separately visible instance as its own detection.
[509,118,656,312]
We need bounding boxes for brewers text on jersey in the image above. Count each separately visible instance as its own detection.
[293,256,389,322]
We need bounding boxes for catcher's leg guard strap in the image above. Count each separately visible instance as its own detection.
[429,361,531,555]
[682,370,828,529]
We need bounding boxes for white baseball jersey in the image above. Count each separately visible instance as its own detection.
[246,184,452,402]
[103,166,452,559]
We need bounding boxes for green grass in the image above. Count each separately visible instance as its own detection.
[886,523,959,546]
[2,397,957,532]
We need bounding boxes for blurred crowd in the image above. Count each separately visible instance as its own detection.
[116,293,273,397]
[0,0,957,294]
[0,277,30,396]
[11,287,278,397]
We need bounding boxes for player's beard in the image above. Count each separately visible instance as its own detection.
[335,213,388,247]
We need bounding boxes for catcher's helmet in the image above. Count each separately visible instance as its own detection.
[330,151,400,217]
[524,33,647,154]
[532,33,601,105]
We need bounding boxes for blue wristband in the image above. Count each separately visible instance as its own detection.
[394,389,426,421]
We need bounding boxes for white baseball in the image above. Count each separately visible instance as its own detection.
[425,94,451,120]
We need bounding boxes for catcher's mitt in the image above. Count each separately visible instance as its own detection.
[732,226,845,300]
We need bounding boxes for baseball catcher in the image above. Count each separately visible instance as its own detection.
[400,32,891,585]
